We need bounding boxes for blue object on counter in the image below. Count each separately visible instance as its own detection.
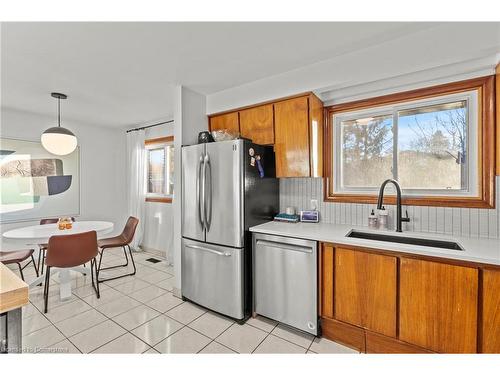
[274,213,300,223]
[256,158,264,178]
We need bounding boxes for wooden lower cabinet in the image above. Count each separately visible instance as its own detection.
[334,248,397,337]
[319,242,494,353]
[365,332,433,353]
[319,244,334,318]
[399,258,478,353]
[481,268,500,353]
[321,317,365,352]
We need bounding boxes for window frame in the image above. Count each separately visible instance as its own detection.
[144,136,174,204]
[324,76,495,208]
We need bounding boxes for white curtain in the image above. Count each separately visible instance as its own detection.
[126,130,146,251]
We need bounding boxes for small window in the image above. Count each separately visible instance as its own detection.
[397,101,467,191]
[145,137,174,202]
[325,76,495,208]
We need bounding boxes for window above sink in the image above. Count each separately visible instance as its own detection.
[324,76,496,208]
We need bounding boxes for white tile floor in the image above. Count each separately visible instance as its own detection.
[9,248,359,354]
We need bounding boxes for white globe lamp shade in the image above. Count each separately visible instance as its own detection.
[41,126,77,155]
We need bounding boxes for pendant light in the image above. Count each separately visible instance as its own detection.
[41,93,77,155]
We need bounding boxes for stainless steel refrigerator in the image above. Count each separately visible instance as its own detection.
[181,139,279,321]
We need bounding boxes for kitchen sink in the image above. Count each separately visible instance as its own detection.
[346,230,464,251]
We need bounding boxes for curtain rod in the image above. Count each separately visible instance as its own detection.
[126,120,174,133]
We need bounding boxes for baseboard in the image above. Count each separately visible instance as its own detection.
[139,245,167,259]
[173,287,182,299]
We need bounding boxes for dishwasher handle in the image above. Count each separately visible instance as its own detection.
[255,239,313,254]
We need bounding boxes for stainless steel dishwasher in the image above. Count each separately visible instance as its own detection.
[253,233,318,335]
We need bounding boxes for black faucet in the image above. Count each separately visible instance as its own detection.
[377,179,410,232]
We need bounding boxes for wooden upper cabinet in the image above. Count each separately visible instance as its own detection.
[334,247,397,337]
[274,96,310,177]
[239,104,274,145]
[274,95,323,177]
[481,268,500,353]
[496,63,499,176]
[209,112,239,133]
[208,92,323,177]
[308,94,324,177]
[399,258,478,353]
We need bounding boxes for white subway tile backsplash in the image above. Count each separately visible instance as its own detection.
[470,209,479,238]
[444,208,453,235]
[279,177,500,239]
[479,209,489,238]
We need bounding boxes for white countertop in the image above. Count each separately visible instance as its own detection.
[250,221,500,266]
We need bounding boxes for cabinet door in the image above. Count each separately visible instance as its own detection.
[319,244,334,318]
[481,269,500,353]
[308,94,323,177]
[209,112,239,133]
[399,258,478,353]
[239,104,274,145]
[334,248,397,337]
[274,96,310,177]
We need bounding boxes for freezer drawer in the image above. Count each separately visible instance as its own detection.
[253,233,318,335]
[181,238,244,319]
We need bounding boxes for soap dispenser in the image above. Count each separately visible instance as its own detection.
[368,209,378,228]
[378,206,388,229]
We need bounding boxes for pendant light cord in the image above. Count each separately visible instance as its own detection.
[58,97,61,127]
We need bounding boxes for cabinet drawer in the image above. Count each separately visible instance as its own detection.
[182,238,244,319]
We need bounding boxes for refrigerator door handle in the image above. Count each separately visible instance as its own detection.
[198,155,205,229]
[204,153,212,231]
[185,244,232,257]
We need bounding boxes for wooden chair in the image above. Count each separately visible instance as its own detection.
[43,231,100,313]
[0,249,39,281]
[96,216,139,286]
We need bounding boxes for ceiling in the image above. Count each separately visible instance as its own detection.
[1,22,499,128]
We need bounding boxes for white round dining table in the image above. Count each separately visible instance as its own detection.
[3,221,114,300]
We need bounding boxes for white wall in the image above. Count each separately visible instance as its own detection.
[172,86,207,297]
[206,23,500,114]
[0,108,127,248]
[141,123,174,262]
